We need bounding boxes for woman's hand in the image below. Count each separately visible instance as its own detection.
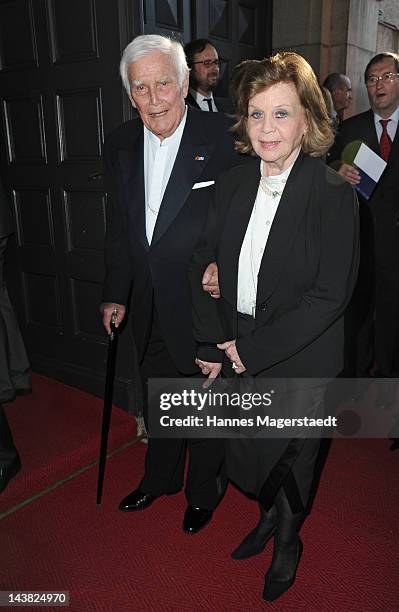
[195,359,222,378]
[195,359,222,387]
[217,340,247,374]
[202,262,220,298]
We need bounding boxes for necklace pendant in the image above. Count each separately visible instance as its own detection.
[259,177,282,199]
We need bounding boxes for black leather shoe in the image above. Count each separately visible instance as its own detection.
[183,506,213,534]
[263,537,303,602]
[119,488,158,512]
[0,455,21,495]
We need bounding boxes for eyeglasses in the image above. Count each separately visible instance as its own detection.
[191,59,221,67]
[365,72,399,86]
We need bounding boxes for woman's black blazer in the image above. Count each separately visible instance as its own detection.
[190,152,360,378]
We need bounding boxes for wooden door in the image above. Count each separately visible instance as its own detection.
[194,0,272,103]
[0,0,142,409]
[0,0,272,409]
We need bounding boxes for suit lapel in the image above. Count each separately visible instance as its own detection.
[151,112,215,245]
[218,161,260,307]
[388,111,399,156]
[363,109,380,154]
[219,153,313,308]
[119,130,149,251]
[256,153,312,303]
[185,91,201,110]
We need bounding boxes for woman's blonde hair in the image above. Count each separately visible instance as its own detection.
[232,52,334,157]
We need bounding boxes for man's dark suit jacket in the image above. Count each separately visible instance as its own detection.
[0,178,13,239]
[190,153,359,378]
[329,108,399,272]
[185,91,234,114]
[102,107,240,374]
[328,109,399,374]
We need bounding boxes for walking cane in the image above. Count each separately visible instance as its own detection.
[96,308,119,505]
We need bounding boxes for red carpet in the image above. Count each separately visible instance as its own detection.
[0,373,136,514]
[1,375,399,610]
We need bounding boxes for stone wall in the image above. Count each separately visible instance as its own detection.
[272,0,399,117]
[346,0,380,114]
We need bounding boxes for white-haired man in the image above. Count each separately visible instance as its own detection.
[101,35,241,532]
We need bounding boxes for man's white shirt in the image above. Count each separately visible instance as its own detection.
[237,160,296,317]
[144,107,188,243]
[189,88,218,112]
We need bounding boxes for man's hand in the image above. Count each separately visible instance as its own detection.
[195,358,222,387]
[338,163,361,185]
[217,339,246,374]
[100,302,126,335]
[202,262,220,299]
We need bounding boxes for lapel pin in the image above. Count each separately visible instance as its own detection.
[194,155,205,161]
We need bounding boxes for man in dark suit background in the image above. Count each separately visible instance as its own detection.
[328,52,399,440]
[184,38,232,113]
[101,34,242,531]
[0,177,31,493]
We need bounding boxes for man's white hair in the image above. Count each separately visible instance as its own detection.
[119,34,189,95]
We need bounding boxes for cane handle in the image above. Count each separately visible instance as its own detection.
[110,308,118,337]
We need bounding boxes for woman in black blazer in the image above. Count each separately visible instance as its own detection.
[190,53,359,602]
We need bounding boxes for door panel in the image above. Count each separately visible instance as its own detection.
[0,0,272,410]
[0,0,142,409]
[143,0,191,40]
[194,0,272,101]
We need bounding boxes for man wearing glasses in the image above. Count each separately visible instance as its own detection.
[184,39,230,112]
[329,52,399,432]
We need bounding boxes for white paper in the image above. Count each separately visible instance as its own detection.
[353,143,386,182]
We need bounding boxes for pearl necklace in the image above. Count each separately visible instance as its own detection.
[259,176,285,199]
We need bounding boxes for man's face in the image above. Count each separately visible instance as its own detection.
[128,50,188,141]
[190,44,220,95]
[332,76,352,116]
[366,57,399,118]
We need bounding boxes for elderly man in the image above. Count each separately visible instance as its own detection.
[323,72,352,126]
[329,52,399,425]
[184,38,231,113]
[101,34,241,532]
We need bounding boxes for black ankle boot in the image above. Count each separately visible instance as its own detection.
[263,535,303,601]
[231,504,277,560]
[262,487,305,601]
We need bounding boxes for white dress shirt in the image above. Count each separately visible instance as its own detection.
[373,106,399,142]
[189,88,218,112]
[237,160,295,317]
[144,107,188,243]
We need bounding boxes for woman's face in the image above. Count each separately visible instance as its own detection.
[247,81,308,175]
